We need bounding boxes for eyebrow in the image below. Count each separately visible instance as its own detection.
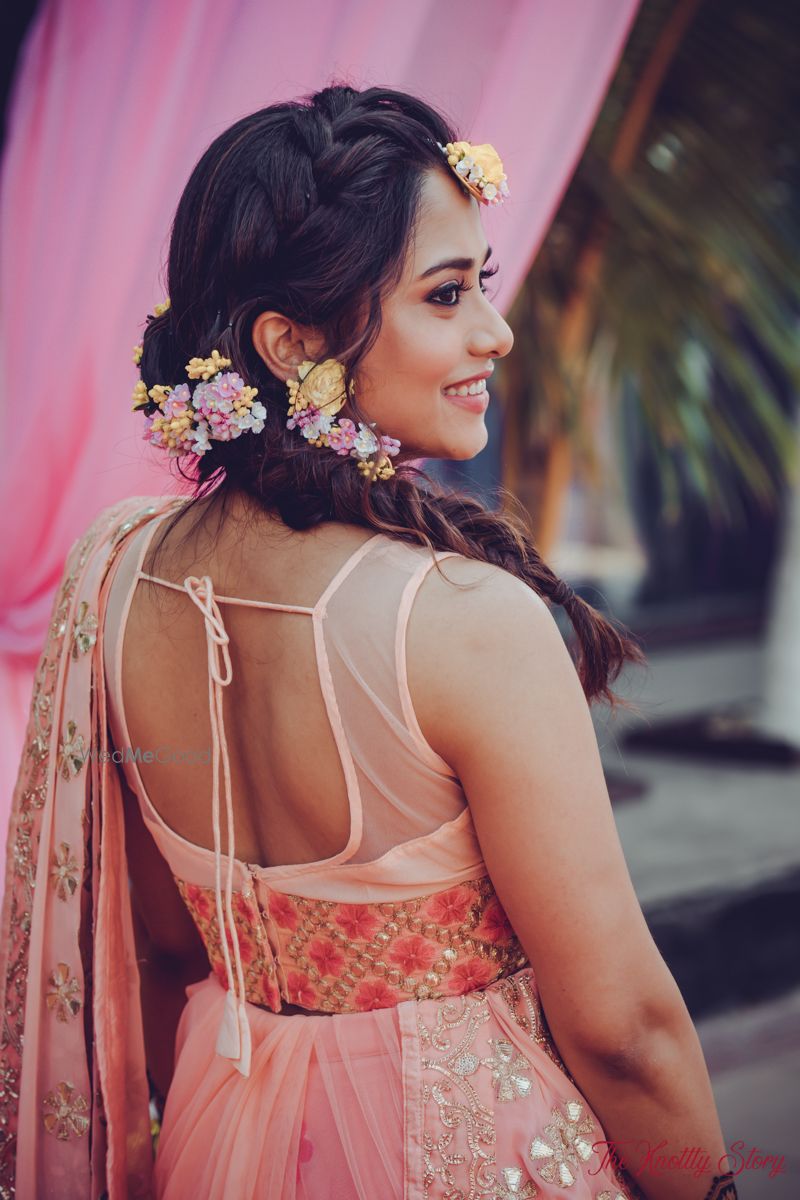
[417,244,493,281]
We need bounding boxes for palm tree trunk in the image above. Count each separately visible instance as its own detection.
[514,0,703,557]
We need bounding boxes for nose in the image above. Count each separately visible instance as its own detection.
[470,305,514,361]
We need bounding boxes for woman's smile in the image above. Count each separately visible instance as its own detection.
[442,377,490,412]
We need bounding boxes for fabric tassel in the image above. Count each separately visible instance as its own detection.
[215,988,242,1061]
[235,999,252,1077]
[214,990,252,1076]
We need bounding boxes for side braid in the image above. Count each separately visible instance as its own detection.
[357,472,646,710]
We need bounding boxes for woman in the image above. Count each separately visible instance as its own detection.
[0,85,736,1200]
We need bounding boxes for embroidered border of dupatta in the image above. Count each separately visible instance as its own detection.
[0,496,181,1200]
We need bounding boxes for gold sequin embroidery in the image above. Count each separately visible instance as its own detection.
[45,963,82,1022]
[528,1097,596,1187]
[496,1166,539,1197]
[0,515,100,1191]
[0,500,163,1195]
[57,720,86,780]
[417,991,497,1198]
[41,1081,90,1141]
[70,601,98,659]
[483,1039,533,1102]
[175,875,529,1014]
[50,843,79,901]
[497,972,576,1080]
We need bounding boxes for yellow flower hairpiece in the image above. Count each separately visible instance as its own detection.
[186,350,232,381]
[437,140,510,206]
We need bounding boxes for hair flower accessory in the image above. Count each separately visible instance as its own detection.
[286,358,401,481]
[437,140,510,205]
[131,317,266,457]
[132,302,400,482]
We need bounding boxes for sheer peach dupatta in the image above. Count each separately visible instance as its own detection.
[0,496,179,1199]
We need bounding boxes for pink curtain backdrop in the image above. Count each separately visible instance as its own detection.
[0,0,640,848]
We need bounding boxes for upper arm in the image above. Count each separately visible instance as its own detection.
[406,558,683,1060]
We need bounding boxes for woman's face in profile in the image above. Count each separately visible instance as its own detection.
[355,168,514,463]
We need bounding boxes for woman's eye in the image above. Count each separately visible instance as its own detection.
[429,264,499,307]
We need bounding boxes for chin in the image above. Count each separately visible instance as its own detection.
[445,425,490,461]
[397,427,488,464]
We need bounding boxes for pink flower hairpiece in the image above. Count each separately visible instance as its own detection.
[131,306,266,458]
[286,359,401,481]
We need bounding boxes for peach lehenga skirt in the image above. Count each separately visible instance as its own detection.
[153,968,639,1200]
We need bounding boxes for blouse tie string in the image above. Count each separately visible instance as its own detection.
[183,575,252,1077]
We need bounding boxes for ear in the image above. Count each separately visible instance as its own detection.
[251,311,327,382]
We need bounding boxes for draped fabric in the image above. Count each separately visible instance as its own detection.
[0,500,161,1199]
[0,0,641,846]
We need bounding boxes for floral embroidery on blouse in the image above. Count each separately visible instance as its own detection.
[175,874,528,1014]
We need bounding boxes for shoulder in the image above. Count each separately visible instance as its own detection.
[408,550,553,643]
[406,552,573,766]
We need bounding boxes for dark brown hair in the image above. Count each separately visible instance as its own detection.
[140,82,645,707]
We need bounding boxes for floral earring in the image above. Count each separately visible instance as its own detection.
[285,358,400,481]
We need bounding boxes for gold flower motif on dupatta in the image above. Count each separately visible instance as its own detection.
[0,510,108,1188]
[57,720,86,780]
[42,1081,89,1140]
[50,842,80,901]
[528,1097,597,1187]
[70,601,98,659]
[45,963,82,1022]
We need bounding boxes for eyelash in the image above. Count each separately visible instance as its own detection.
[429,263,500,307]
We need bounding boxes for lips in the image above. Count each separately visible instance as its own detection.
[444,369,493,389]
[442,387,489,413]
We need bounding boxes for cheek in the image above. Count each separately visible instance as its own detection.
[396,313,461,386]
[357,306,463,432]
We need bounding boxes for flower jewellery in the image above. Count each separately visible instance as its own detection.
[131,300,267,459]
[436,140,510,206]
[130,138,508,479]
[285,358,401,481]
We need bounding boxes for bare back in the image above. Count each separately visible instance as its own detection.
[103,491,467,873]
